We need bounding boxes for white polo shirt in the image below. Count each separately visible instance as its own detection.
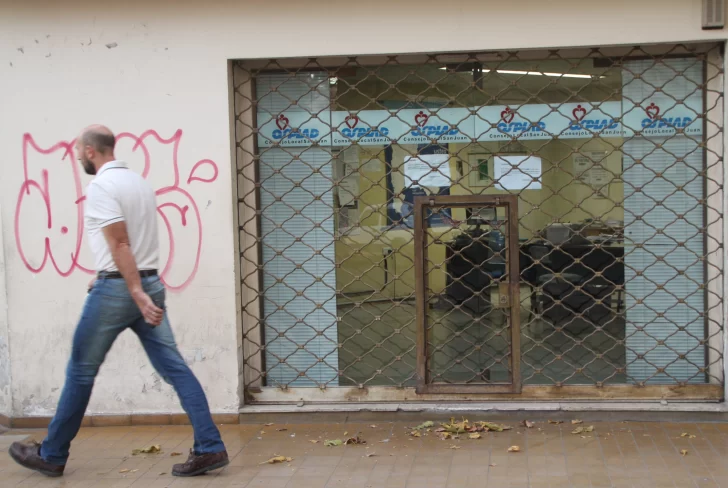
[84,160,159,273]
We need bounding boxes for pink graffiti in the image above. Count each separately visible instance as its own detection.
[14,130,219,292]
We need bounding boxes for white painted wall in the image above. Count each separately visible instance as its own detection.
[0,0,726,416]
[0,206,11,417]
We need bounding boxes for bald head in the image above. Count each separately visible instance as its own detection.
[80,125,116,155]
[76,125,117,176]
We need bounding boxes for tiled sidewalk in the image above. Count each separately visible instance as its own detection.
[2,419,728,487]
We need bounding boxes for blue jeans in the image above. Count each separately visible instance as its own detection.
[40,275,226,465]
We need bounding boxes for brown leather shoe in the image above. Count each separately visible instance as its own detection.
[8,441,64,478]
[172,449,229,477]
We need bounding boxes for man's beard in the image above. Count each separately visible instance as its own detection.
[82,159,96,175]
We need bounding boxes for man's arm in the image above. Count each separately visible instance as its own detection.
[102,221,164,326]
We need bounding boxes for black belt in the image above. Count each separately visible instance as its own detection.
[97,269,158,280]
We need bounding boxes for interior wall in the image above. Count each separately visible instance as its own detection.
[0,0,726,414]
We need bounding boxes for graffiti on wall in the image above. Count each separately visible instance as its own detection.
[14,130,219,292]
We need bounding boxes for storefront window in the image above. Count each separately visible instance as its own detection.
[239,47,723,395]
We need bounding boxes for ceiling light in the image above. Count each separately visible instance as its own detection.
[439,67,603,79]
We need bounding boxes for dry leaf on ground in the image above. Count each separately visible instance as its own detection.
[131,445,161,456]
[441,418,469,434]
[521,420,535,428]
[365,452,376,458]
[345,435,366,445]
[415,421,434,430]
[680,433,697,439]
[277,428,288,432]
[447,445,461,450]
[410,431,421,438]
[343,431,348,436]
[440,432,453,440]
[324,439,343,447]
[264,423,274,426]
[119,469,131,473]
[508,446,521,453]
[476,421,512,432]
[680,450,689,456]
[370,425,377,428]
[571,419,583,425]
[585,426,595,432]
[259,456,292,465]
[548,420,563,425]
[309,440,319,444]
[170,452,182,457]
[468,433,482,440]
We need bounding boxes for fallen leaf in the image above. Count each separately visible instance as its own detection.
[435,427,446,433]
[343,431,348,436]
[585,426,595,433]
[159,472,166,476]
[468,433,482,440]
[680,433,697,439]
[447,445,461,450]
[259,456,292,465]
[508,445,521,453]
[415,421,434,430]
[277,428,288,432]
[324,439,343,447]
[521,420,535,428]
[170,452,182,457]
[131,445,162,455]
[571,419,583,425]
[365,453,377,458]
[345,435,366,445]
[260,431,266,435]
[410,431,421,438]
[119,469,131,473]
[439,432,453,440]
[370,425,377,428]
[476,421,512,432]
[378,439,390,443]
[680,449,689,456]
[441,417,469,434]
[265,423,274,426]
[489,463,497,467]
[572,427,585,435]
[548,420,564,425]
[309,440,319,444]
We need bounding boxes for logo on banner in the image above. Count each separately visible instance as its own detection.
[271,113,320,141]
[640,101,694,131]
[340,113,390,140]
[567,104,618,132]
[410,110,459,138]
[497,106,545,134]
[345,114,359,128]
[276,114,289,130]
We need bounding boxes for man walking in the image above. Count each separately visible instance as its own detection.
[9,125,229,477]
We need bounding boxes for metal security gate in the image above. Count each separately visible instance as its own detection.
[415,195,521,393]
[233,43,725,404]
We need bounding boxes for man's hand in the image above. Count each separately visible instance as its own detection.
[132,290,164,326]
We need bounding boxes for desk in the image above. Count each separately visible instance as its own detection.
[522,241,625,326]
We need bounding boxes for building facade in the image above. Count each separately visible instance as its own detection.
[1,0,727,422]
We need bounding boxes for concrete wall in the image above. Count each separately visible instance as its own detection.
[0,0,726,416]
